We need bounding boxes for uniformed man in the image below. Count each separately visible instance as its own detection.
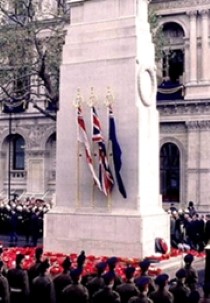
[128,276,153,303]
[62,268,89,303]
[116,266,139,303]
[7,253,30,303]
[149,273,174,303]
[77,250,86,269]
[86,261,107,298]
[31,259,56,303]
[135,259,156,295]
[0,260,10,303]
[169,268,190,303]
[183,254,198,291]
[107,256,123,289]
[92,271,121,303]
[53,256,72,302]
[28,246,43,289]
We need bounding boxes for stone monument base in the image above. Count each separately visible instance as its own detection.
[44,207,169,258]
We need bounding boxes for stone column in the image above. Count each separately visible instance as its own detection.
[184,38,190,84]
[26,151,46,194]
[44,0,169,258]
[200,9,209,82]
[188,11,197,84]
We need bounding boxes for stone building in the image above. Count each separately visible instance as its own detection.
[0,0,61,201]
[150,0,210,211]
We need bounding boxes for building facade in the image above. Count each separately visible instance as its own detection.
[150,0,210,211]
[0,0,61,202]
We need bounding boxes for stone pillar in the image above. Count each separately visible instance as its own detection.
[200,9,209,83]
[26,151,46,194]
[44,0,169,258]
[184,38,190,84]
[188,11,197,84]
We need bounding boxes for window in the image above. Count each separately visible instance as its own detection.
[161,22,185,84]
[12,135,25,170]
[160,143,180,202]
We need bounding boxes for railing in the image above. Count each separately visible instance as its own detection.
[10,170,26,179]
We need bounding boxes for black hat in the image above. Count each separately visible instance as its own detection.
[62,257,72,269]
[139,259,150,271]
[135,276,150,288]
[16,253,25,265]
[39,259,50,273]
[155,274,169,286]
[184,254,194,264]
[35,247,43,259]
[70,268,82,281]
[176,268,186,279]
[96,262,107,272]
[107,257,118,266]
[103,271,115,285]
[125,266,135,279]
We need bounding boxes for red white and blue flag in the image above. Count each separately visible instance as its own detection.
[92,106,114,196]
[77,106,101,191]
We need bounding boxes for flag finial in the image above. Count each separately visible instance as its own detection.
[87,87,97,107]
[105,86,114,107]
[73,88,83,108]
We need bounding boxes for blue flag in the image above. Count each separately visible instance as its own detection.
[109,106,127,198]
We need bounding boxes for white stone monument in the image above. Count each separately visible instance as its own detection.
[44,0,170,258]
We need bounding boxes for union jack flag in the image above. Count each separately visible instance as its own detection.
[92,106,114,196]
[77,106,101,191]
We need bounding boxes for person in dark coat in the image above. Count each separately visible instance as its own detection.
[53,256,72,303]
[86,261,107,298]
[7,253,30,303]
[28,246,43,289]
[62,268,89,303]
[31,259,56,303]
[92,271,120,303]
[149,273,174,303]
[128,276,153,303]
[169,268,190,303]
[199,282,210,303]
[77,250,86,269]
[183,254,198,291]
[0,260,10,303]
[204,214,210,244]
[30,209,40,247]
[8,210,18,246]
[116,266,139,303]
[107,256,123,289]
[135,259,156,295]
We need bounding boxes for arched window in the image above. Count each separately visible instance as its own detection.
[162,22,185,83]
[160,142,180,203]
[11,135,25,170]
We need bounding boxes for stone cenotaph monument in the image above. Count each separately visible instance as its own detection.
[44,0,170,258]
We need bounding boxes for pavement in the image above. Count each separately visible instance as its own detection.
[0,234,43,248]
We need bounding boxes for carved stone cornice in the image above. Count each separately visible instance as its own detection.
[151,0,210,10]
[185,120,210,130]
[157,100,210,116]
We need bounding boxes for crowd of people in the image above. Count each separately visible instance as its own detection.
[0,197,51,247]
[169,201,210,252]
[0,247,207,303]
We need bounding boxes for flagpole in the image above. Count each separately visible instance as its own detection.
[105,87,115,210]
[74,88,83,209]
[88,87,98,208]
